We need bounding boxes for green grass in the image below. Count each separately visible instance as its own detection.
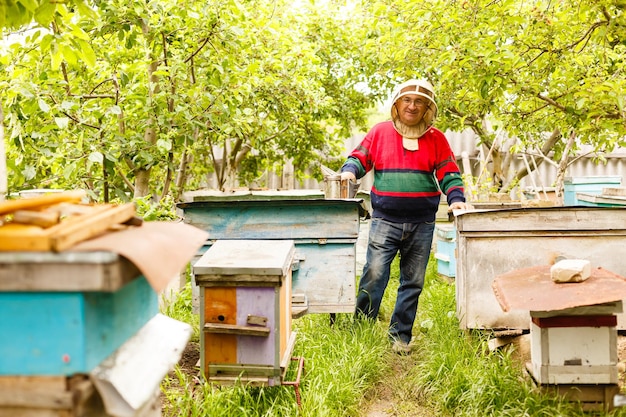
[160,255,626,416]
[159,269,392,416]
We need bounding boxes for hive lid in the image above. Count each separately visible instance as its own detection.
[493,265,626,312]
[194,239,295,278]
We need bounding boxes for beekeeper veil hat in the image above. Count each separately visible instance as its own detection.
[390,79,438,150]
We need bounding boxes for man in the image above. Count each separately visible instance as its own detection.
[340,79,468,354]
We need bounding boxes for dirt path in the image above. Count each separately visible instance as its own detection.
[361,334,626,416]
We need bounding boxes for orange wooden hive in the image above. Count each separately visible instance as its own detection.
[193,239,296,386]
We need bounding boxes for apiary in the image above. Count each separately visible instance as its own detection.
[193,239,296,385]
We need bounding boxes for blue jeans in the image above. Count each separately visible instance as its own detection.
[355,218,435,344]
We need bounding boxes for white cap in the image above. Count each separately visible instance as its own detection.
[391,79,438,115]
[390,79,439,146]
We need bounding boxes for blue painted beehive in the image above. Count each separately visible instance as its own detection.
[434,223,456,278]
[0,251,158,376]
[563,176,622,206]
[177,193,362,314]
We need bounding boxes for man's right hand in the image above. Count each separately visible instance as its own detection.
[340,171,356,181]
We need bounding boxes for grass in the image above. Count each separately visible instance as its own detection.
[160,254,626,416]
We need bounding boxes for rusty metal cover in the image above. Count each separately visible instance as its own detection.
[492,265,626,312]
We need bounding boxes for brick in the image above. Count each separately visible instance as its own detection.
[550,259,591,283]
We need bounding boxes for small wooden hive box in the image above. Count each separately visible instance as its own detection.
[530,302,621,385]
[193,239,296,386]
[493,265,626,403]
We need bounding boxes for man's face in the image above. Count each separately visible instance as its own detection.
[395,94,429,126]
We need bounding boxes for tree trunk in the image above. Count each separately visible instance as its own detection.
[134,21,158,199]
[554,131,576,201]
[135,168,152,198]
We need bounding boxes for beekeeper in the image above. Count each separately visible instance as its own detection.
[340,79,468,354]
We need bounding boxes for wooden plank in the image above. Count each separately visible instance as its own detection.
[236,287,277,367]
[576,192,626,206]
[246,315,268,326]
[0,203,136,251]
[456,207,626,233]
[0,255,141,292]
[603,187,626,196]
[0,376,71,409]
[281,331,298,371]
[204,287,238,368]
[0,375,66,390]
[50,203,136,251]
[12,210,60,227]
[539,382,619,412]
[203,375,273,387]
[280,271,291,363]
[0,190,85,216]
[0,409,73,417]
[195,275,281,286]
[208,364,278,377]
[204,322,270,337]
[0,224,48,250]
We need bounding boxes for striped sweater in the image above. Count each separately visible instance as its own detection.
[341,121,465,223]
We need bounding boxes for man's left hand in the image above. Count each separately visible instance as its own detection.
[448,201,470,211]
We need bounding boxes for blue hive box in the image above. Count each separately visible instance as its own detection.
[177,193,362,314]
[563,176,622,206]
[435,224,456,278]
[0,251,158,376]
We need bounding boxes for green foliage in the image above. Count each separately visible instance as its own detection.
[365,0,626,191]
[0,0,95,30]
[5,0,625,198]
[133,194,177,221]
[1,0,379,199]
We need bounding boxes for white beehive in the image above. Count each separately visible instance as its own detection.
[529,302,621,385]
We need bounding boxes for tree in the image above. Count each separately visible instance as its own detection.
[1,0,379,201]
[0,0,91,200]
[363,0,626,198]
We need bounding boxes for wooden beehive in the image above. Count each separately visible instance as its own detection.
[0,251,158,376]
[434,223,456,278]
[529,303,620,385]
[493,265,626,411]
[193,239,296,386]
[177,195,362,315]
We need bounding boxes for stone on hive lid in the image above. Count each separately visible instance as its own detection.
[550,259,591,283]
